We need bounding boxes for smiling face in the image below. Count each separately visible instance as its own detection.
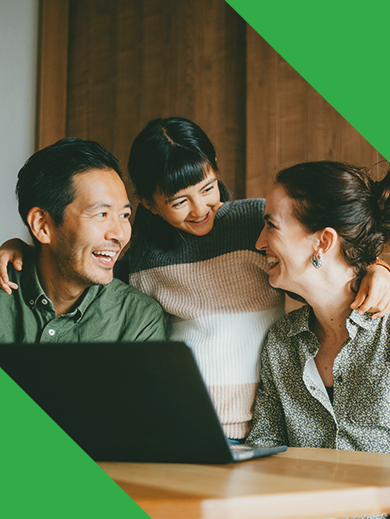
[256,183,317,292]
[145,170,223,236]
[49,168,132,289]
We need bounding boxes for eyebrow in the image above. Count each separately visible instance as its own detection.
[166,178,217,203]
[264,213,278,224]
[86,202,132,211]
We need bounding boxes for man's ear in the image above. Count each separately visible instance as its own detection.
[317,227,338,254]
[138,197,159,215]
[26,207,53,244]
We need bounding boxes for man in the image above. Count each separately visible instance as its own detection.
[0,137,166,343]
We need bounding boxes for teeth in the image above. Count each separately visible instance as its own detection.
[267,256,278,266]
[193,215,207,223]
[94,250,116,257]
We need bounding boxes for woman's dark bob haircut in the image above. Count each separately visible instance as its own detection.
[123,117,230,268]
[275,160,390,278]
[127,116,229,201]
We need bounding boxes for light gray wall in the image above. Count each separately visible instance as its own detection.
[0,0,39,244]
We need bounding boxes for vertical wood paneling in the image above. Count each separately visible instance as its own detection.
[88,1,119,153]
[38,0,386,204]
[67,0,119,152]
[66,0,93,139]
[277,56,309,167]
[245,29,385,198]
[341,117,382,171]
[217,3,246,199]
[66,0,246,202]
[115,0,144,186]
[36,0,69,150]
[246,28,277,199]
[308,87,343,161]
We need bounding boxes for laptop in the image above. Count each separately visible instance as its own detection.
[0,341,287,463]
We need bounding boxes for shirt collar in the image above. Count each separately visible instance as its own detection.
[73,284,102,321]
[347,308,380,332]
[22,248,103,321]
[286,304,379,339]
[286,304,312,337]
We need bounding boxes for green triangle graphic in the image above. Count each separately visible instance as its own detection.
[0,369,150,518]
[225,0,390,161]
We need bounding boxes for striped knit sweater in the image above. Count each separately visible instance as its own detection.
[127,199,285,438]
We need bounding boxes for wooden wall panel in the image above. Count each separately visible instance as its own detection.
[36,0,69,150]
[67,1,119,150]
[308,87,343,161]
[38,0,386,204]
[341,118,382,174]
[245,29,386,198]
[277,56,309,167]
[66,0,246,202]
[246,27,277,198]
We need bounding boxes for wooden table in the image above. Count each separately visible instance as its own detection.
[98,447,390,519]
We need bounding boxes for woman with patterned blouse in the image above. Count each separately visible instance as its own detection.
[247,160,390,456]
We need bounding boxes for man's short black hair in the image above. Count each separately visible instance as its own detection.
[16,137,123,235]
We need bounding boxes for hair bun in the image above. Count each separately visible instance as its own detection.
[370,179,383,200]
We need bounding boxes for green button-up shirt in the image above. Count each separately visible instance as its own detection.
[247,304,390,454]
[0,248,166,344]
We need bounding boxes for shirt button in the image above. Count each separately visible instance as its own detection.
[48,329,55,336]
[42,299,48,305]
[29,300,34,306]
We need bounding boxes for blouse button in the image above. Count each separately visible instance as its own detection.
[48,329,55,336]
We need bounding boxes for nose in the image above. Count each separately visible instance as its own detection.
[255,228,267,251]
[189,196,207,216]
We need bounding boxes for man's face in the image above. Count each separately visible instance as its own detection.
[49,168,131,289]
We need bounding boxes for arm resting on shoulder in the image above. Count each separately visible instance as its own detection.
[0,238,28,294]
[351,259,390,319]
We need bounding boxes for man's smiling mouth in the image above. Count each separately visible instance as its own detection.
[93,250,117,258]
[92,250,120,267]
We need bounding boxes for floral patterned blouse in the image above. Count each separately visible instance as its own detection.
[247,305,390,454]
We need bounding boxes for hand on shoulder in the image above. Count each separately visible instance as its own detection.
[0,238,27,294]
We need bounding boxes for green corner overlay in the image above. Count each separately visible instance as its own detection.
[0,369,150,518]
[226,0,390,161]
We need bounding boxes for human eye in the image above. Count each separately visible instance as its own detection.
[203,182,216,194]
[96,212,108,218]
[120,211,131,220]
[171,199,186,209]
[265,219,276,229]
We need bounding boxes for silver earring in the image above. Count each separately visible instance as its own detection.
[311,252,323,269]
